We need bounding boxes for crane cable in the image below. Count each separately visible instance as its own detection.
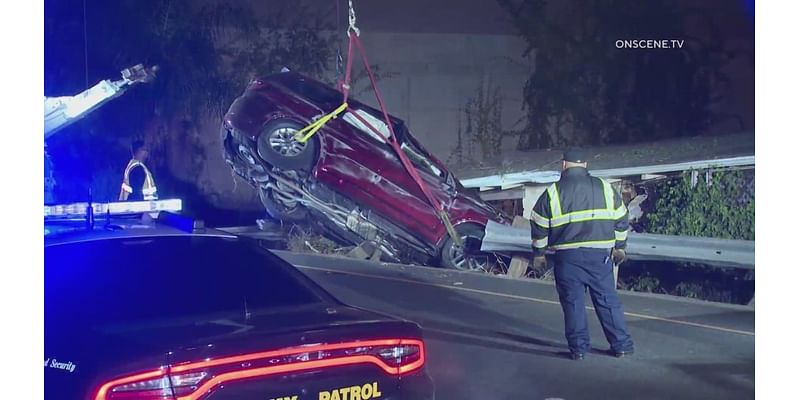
[304,0,464,248]
[83,0,89,89]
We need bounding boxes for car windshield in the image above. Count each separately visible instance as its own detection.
[45,236,325,327]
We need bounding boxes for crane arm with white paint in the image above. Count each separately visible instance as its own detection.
[44,64,158,139]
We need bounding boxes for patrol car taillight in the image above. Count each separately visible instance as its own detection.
[94,339,425,400]
[94,370,207,399]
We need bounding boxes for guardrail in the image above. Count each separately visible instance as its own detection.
[480,221,755,269]
[459,155,755,189]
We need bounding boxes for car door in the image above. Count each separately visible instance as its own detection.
[315,108,447,245]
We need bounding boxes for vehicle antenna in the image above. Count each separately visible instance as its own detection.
[85,187,95,230]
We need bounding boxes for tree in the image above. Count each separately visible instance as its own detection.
[45,0,338,202]
[496,0,751,150]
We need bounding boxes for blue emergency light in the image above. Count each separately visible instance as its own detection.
[44,199,185,236]
[44,199,182,218]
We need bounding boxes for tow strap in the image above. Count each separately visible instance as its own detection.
[296,0,463,247]
[294,102,348,143]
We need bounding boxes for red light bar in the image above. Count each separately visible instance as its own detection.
[94,339,425,400]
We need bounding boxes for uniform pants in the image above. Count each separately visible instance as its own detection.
[553,248,634,354]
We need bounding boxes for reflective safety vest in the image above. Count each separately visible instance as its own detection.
[530,167,628,256]
[119,159,158,201]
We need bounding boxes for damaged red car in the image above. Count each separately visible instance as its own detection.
[221,71,508,270]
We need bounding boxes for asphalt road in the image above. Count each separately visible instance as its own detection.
[277,252,755,400]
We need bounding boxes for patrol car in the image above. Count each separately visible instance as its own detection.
[45,200,434,399]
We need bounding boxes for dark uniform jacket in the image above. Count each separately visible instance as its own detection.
[127,167,146,201]
[531,167,629,256]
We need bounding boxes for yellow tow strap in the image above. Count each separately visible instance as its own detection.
[294,103,349,143]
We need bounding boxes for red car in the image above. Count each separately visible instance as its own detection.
[221,71,507,270]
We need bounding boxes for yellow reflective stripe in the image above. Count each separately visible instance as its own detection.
[615,230,629,241]
[547,184,562,217]
[550,209,618,227]
[533,237,549,248]
[601,179,615,210]
[295,102,349,143]
[123,159,143,176]
[551,239,616,250]
[615,204,627,219]
[531,211,550,228]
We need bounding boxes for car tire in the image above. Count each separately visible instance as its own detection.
[256,119,319,172]
[439,223,492,272]
[258,186,308,222]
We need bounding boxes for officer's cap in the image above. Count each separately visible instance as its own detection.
[563,148,587,163]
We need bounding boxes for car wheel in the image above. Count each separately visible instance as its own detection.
[258,185,308,222]
[439,223,492,272]
[256,120,319,172]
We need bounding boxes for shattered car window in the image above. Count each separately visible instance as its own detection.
[343,108,446,180]
[343,109,392,143]
[280,76,445,184]
[401,141,445,180]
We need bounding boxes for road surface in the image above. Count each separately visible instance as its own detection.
[278,251,755,400]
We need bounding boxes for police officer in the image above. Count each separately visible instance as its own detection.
[531,149,634,360]
[119,140,158,201]
[45,145,56,204]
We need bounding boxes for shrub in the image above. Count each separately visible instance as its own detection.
[645,170,754,240]
[286,225,342,255]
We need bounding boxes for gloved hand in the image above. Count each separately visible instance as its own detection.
[532,256,547,270]
[612,248,626,265]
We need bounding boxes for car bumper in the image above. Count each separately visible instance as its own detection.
[397,369,435,399]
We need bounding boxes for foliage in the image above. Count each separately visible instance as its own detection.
[466,77,504,161]
[673,281,731,301]
[287,225,343,255]
[84,0,337,119]
[218,3,336,88]
[44,0,347,203]
[496,0,751,150]
[645,170,754,240]
[449,76,517,164]
[618,260,754,304]
[621,274,662,294]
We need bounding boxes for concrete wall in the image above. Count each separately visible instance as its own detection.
[352,31,532,160]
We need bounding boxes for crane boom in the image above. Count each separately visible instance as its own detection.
[44,64,156,203]
[44,64,157,138]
